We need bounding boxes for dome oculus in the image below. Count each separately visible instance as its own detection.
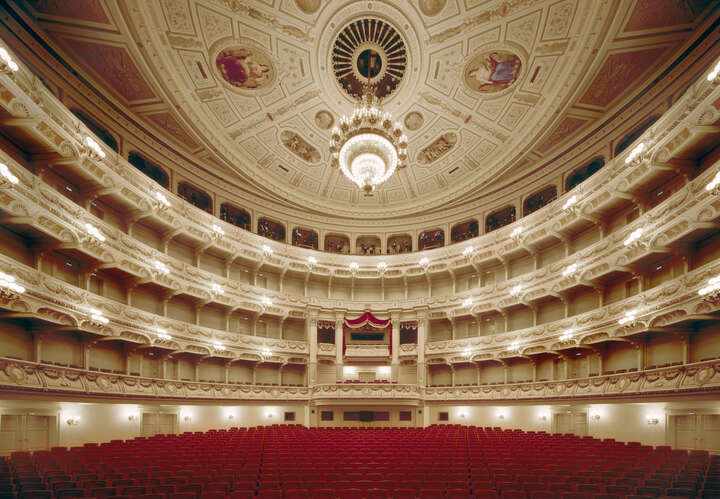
[332,18,407,99]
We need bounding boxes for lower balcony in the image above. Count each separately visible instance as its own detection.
[1,357,718,403]
[344,345,390,360]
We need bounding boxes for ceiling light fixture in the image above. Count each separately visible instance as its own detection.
[0,47,18,72]
[562,263,577,278]
[0,271,24,296]
[706,171,720,194]
[89,308,109,325]
[84,223,106,242]
[329,58,407,195]
[624,228,643,247]
[153,191,170,209]
[562,194,578,211]
[0,163,18,185]
[156,328,172,341]
[84,136,106,159]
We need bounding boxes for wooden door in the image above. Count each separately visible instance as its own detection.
[0,415,21,455]
[25,415,49,451]
[673,414,697,449]
[142,413,157,436]
[700,414,720,452]
[573,412,588,436]
[157,414,176,435]
[553,413,571,434]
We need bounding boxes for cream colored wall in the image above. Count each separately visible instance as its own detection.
[0,396,718,451]
[0,399,307,449]
[426,401,719,448]
[315,405,418,428]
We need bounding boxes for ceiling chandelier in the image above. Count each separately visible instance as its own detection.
[329,51,407,195]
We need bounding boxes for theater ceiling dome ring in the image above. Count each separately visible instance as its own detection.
[332,18,408,100]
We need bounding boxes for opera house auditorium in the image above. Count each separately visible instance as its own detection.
[0,0,719,497]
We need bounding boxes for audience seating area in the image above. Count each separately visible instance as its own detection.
[0,425,717,499]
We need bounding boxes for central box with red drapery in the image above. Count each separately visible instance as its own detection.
[342,311,392,355]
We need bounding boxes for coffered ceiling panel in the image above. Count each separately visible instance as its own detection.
[15,0,719,221]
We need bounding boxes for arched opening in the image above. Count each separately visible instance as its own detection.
[71,109,118,152]
[258,217,285,242]
[614,115,659,157]
[485,205,516,233]
[419,229,444,251]
[451,220,479,243]
[356,235,381,255]
[387,234,412,254]
[128,152,169,188]
[523,185,557,216]
[565,157,605,192]
[292,227,319,249]
[177,182,212,214]
[220,203,251,231]
[324,234,350,254]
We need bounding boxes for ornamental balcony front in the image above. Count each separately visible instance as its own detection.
[312,383,422,403]
[344,344,390,360]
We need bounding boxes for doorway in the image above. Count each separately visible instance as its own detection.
[669,413,720,451]
[552,412,588,436]
[0,414,56,454]
[142,413,177,437]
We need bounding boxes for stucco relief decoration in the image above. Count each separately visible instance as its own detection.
[314,111,334,130]
[404,111,424,131]
[281,131,321,163]
[418,0,447,17]
[214,41,276,92]
[294,0,321,14]
[417,132,457,164]
[464,50,522,94]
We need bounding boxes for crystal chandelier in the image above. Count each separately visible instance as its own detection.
[330,85,408,194]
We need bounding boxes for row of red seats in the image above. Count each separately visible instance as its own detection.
[4,425,712,499]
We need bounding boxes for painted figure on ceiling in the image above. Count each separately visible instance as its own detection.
[466,50,521,93]
[216,48,271,89]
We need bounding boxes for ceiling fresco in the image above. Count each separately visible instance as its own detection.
[18,0,716,218]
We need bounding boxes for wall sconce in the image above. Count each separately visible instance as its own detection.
[183,415,192,422]
[227,414,234,420]
[497,414,505,420]
[646,417,659,425]
[127,414,138,422]
[459,413,466,419]
[539,415,548,421]
[591,413,601,421]
[66,416,80,426]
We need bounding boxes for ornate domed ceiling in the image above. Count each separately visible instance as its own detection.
[15,0,716,221]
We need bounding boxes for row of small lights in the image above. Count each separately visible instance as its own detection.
[0,39,717,359]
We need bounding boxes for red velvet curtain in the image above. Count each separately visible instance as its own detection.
[342,311,392,355]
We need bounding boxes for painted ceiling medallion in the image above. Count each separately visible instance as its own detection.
[418,0,447,17]
[281,131,321,163]
[464,50,522,94]
[294,0,322,15]
[417,132,457,164]
[214,41,276,93]
[404,111,424,131]
[332,18,407,99]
